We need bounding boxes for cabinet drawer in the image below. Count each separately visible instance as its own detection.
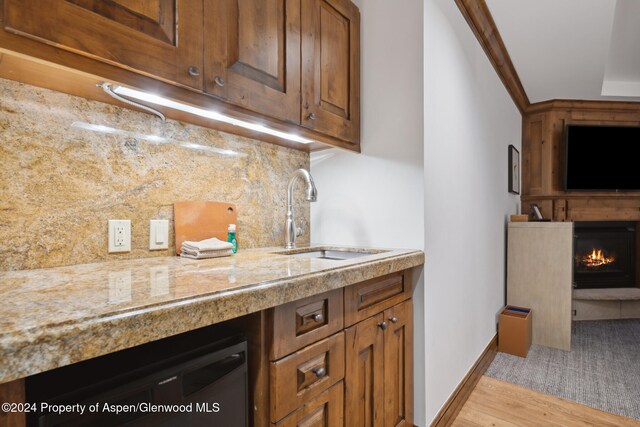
[270,288,343,360]
[274,381,344,427]
[344,270,412,327]
[270,332,345,422]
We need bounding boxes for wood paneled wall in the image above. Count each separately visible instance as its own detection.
[521,100,640,221]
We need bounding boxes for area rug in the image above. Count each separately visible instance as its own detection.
[486,319,640,420]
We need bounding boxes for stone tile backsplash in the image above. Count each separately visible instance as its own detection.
[0,78,310,270]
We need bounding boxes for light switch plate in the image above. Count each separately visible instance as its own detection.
[108,220,131,253]
[149,219,169,250]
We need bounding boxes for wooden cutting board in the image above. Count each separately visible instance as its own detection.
[174,201,238,255]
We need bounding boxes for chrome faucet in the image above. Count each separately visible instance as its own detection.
[285,168,317,249]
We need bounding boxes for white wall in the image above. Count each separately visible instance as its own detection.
[311,0,424,250]
[310,0,426,422]
[312,0,521,424]
[424,0,521,424]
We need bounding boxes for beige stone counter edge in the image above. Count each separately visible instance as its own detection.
[0,250,424,384]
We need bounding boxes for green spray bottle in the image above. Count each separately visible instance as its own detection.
[227,224,237,254]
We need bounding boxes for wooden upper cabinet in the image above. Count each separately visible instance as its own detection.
[2,0,204,89]
[2,0,361,150]
[301,0,360,144]
[204,0,301,124]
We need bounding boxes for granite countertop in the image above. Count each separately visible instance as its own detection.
[0,245,424,384]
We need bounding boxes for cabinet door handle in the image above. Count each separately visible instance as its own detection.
[378,321,388,330]
[312,367,327,378]
[214,76,225,87]
[389,317,398,324]
[187,66,200,77]
[307,113,317,120]
[312,313,324,323]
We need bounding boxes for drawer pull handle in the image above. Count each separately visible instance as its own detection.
[378,321,388,330]
[307,112,317,120]
[312,313,324,323]
[187,66,200,77]
[312,367,327,378]
[214,76,225,87]
[389,317,398,324]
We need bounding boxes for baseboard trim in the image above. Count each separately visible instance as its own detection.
[430,334,498,427]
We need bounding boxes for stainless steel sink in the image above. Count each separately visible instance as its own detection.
[276,248,387,260]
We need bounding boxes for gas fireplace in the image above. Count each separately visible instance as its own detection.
[573,222,636,289]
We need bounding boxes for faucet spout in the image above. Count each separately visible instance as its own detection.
[285,168,317,249]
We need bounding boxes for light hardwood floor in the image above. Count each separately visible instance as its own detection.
[451,376,640,426]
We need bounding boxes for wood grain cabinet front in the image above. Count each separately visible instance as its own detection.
[1,0,361,149]
[301,0,360,144]
[273,381,344,427]
[203,0,302,124]
[383,300,414,427]
[270,288,343,360]
[344,270,412,327]
[270,332,345,422]
[345,300,414,427]
[3,0,204,89]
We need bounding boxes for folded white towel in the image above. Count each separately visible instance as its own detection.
[182,237,233,252]
[180,248,234,259]
[181,246,231,256]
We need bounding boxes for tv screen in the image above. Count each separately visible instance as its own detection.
[565,125,640,191]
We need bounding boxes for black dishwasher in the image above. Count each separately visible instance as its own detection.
[26,334,248,427]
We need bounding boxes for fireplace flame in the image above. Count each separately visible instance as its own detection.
[582,248,615,268]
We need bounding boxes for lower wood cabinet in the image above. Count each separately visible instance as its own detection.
[383,301,414,427]
[345,300,413,427]
[270,288,344,360]
[274,382,344,427]
[255,269,415,427]
[270,332,345,422]
[344,312,384,425]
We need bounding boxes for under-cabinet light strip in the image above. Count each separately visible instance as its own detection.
[102,83,313,144]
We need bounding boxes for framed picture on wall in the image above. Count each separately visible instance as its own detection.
[508,145,520,194]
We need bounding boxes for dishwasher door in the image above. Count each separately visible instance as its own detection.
[33,337,248,427]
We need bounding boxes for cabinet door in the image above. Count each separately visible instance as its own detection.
[345,313,384,427]
[301,0,360,143]
[384,301,413,427]
[3,0,203,89]
[204,0,301,124]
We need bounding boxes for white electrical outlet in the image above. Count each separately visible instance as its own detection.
[149,220,169,250]
[108,220,131,253]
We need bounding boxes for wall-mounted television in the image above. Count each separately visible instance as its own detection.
[565,125,640,191]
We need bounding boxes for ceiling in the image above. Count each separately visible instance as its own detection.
[485,0,640,103]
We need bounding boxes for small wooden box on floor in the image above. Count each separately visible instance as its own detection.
[498,306,532,357]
